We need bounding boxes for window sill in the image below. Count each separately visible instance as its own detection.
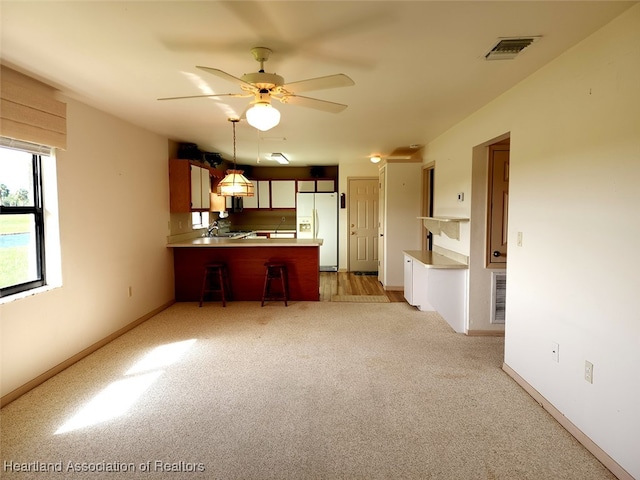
[0,284,60,305]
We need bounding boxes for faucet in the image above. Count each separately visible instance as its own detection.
[206,221,219,237]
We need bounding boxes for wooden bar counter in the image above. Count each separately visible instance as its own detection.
[167,237,323,302]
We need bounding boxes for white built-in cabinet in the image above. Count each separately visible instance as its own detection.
[403,252,468,333]
[190,164,211,210]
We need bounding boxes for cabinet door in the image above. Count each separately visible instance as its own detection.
[200,167,210,210]
[258,181,270,208]
[297,180,315,192]
[271,180,296,208]
[243,181,259,208]
[317,180,335,192]
[190,166,202,209]
[190,166,210,210]
[403,255,414,305]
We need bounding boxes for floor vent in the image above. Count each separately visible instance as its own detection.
[491,271,507,324]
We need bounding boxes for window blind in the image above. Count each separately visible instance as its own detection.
[0,65,66,150]
[0,136,51,156]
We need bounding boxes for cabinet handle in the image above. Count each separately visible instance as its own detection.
[351,231,356,235]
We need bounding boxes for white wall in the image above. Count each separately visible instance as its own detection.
[1,98,174,398]
[424,5,640,477]
[381,162,422,289]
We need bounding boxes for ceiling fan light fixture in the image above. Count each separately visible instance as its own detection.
[246,102,281,131]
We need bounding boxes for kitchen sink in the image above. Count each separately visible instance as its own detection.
[213,230,255,238]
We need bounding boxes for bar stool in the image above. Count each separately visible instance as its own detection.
[261,262,289,306]
[199,262,231,307]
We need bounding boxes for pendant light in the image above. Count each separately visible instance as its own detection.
[217,118,255,197]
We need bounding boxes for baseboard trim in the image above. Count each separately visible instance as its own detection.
[466,330,505,336]
[1,300,175,407]
[383,286,403,292]
[502,363,633,480]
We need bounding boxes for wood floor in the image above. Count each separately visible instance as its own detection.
[319,272,406,302]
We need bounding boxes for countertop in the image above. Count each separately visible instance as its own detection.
[403,250,468,269]
[168,237,324,248]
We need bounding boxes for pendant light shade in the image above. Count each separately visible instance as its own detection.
[217,170,254,196]
[246,102,280,131]
[218,118,255,197]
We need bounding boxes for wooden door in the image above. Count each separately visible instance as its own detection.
[488,144,510,265]
[347,178,379,272]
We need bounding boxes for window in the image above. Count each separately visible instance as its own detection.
[0,144,47,297]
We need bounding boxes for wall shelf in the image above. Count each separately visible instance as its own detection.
[418,216,469,240]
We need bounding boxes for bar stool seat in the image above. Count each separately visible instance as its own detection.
[261,262,289,306]
[199,262,231,307]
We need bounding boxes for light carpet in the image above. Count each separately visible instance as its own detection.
[1,302,614,479]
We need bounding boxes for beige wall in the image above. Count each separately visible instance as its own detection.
[1,98,174,398]
[424,5,640,477]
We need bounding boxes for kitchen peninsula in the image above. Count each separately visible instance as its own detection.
[167,237,323,302]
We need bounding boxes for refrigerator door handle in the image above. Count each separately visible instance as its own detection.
[314,209,319,238]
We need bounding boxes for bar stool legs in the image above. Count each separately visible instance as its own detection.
[199,262,231,307]
[261,263,289,306]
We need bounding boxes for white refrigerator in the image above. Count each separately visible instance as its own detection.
[296,192,338,271]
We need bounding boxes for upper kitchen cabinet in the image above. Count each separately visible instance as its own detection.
[297,179,336,193]
[169,159,220,212]
[258,180,270,208]
[190,164,211,210]
[270,180,296,208]
[243,180,259,208]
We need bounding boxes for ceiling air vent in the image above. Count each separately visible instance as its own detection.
[485,37,539,61]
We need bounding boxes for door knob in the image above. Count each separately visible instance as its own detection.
[493,251,502,257]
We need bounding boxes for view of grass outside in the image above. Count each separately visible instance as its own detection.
[0,214,32,289]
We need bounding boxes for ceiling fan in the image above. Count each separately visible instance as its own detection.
[158,47,355,131]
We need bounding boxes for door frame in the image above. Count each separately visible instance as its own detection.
[421,162,435,251]
[346,176,379,272]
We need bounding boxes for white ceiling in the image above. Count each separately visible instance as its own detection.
[1,1,636,167]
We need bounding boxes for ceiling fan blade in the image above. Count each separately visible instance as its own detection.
[157,93,250,101]
[281,74,355,94]
[196,66,257,91]
[279,95,348,113]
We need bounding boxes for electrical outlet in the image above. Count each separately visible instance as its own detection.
[457,192,464,202]
[517,232,523,247]
[584,360,594,384]
[551,342,559,362]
